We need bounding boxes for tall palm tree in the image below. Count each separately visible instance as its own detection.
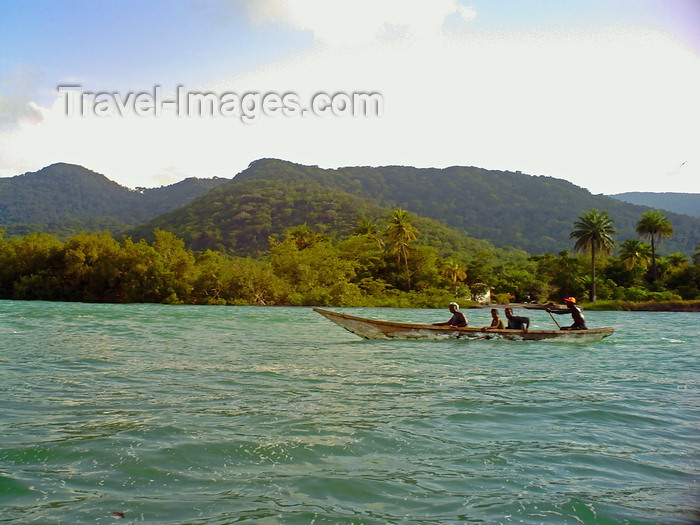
[385,208,418,290]
[570,209,618,302]
[635,210,674,281]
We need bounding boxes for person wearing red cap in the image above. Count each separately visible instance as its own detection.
[547,297,587,330]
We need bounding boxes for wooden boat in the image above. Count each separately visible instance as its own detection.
[313,308,614,342]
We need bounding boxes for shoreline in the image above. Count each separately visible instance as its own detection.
[478,301,700,312]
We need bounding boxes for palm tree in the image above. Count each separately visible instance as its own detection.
[570,209,618,302]
[618,238,651,284]
[665,252,688,268]
[618,239,652,270]
[441,259,467,296]
[355,218,385,249]
[385,208,418,290]
[636,210,674,281]
[355,218,377,235]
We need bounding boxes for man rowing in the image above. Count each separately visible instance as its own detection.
[547,297,587,330]
[433,302,468,328]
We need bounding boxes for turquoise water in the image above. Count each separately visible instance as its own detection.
[1,301,698,524]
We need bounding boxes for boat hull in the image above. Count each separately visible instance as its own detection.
[313,308,614,342]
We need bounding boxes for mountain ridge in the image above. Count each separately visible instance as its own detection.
[127,158,700,253]
[2,159,698,256]
[0,162,229,236]
[609,192,700,218]
[221,159,699,255]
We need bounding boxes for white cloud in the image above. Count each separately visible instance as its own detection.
[0,68,44,131]
[1,9,698,194]
[242,0,477,45]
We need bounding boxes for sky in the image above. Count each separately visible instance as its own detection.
[1,0,699,194]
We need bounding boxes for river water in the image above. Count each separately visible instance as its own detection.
[1,301,698,524]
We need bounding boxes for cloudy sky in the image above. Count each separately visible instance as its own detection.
[1,0,699,194]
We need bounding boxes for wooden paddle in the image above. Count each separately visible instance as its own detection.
[546,309,561,329]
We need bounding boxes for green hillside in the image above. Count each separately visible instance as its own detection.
[0,163,228,237]
[137,158,698,256]
[4,160,699,305]
[4,160,698,257]
[127,176,517,260]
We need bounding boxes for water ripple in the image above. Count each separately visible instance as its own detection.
[0,302,698,523]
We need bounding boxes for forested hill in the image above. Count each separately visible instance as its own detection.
[4,160,699,256]
[227,159,699,255]
[0,163,228,236]
[127,174,514,259]
[130,158,699,256]
[609,192,700,218]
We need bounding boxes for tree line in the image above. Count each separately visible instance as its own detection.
[568,208,695,301]
[1,208,698,306]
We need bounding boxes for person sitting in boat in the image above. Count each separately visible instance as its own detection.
[504,307,529,330]
[547,297,587,330]
[482,308,504,330]
[433,302,468,328]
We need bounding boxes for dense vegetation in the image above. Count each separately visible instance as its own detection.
[129,159,700,257]
[4,160,699,257]
[0,163,228,237]
[2,160,698,308]
[2,206,698,306]
[126,177,524,261]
